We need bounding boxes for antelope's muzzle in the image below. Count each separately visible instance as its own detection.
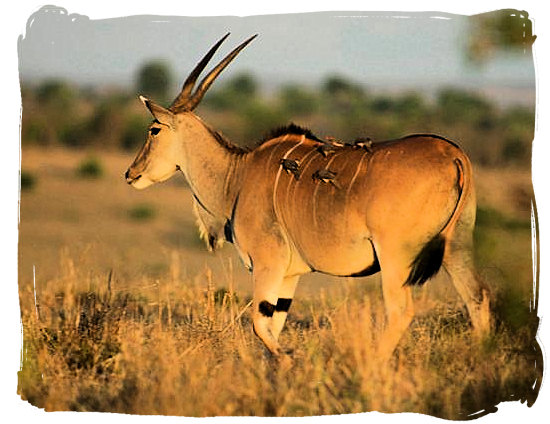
[125,168,142,185]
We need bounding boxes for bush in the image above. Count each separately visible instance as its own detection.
[437,88,494,125]
[36,80,75,108]
[121,114,150,150]
[371,96,394,113]
[136,60,173,102]
[241,101,289,143]
[502,137,528,164]
[20,171,36,191]
[203,73,259,112]
[60,120,92,148]
[22,120,49,145]
[127,204,156,221]
[76,157,104,179]
[279,84,319,116]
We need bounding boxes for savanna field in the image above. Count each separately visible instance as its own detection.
[17,146,541,418]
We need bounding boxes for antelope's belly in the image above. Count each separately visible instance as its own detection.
[292,230,378,277]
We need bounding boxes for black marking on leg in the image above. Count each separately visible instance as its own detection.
[259,300,275,317]
[275,298,293,313]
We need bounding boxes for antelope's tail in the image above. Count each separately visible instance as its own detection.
[403,155,472,287]
[440,156,473,240]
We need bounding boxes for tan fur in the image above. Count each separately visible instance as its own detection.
[192,199,225,251]
[126,35,492,359]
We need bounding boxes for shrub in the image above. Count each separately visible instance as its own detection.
[502,137,528,164]
[36,79,75,108]
[121,114,150,150]
[128,204,156,221]
[279,84,319,116]
[437,88,494,124]
[136,60,173,102]
[203,73,259,112]
[20,171,36,191]
[22,120,49,145]
[60,120,92,148]
[76,157,104,179]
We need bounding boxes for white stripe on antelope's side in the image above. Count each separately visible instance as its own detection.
[346,150,370,199]
[272,135,306,219]
[285,148,318,211]
[311,153,340,229]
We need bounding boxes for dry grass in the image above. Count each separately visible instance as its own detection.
[17,147,541,418]
[17,256,540,418]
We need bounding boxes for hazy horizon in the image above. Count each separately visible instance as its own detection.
[18,6,536,107]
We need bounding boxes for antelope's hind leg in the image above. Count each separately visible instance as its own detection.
[444,239,492,339]
[444,193,492,338]
[376,247,415,360]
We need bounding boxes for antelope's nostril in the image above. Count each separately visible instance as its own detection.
[125,169,142,184]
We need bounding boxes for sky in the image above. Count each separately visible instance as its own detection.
[17,6,536,106]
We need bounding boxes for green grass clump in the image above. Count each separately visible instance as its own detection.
[128,204,156,221]
[476,206,531,231]
[76,157,104,179]
[20,171,36,191]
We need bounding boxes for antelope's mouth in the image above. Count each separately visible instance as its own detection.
[126,174,142,185]
[125,171,154,190]
[125,168,142,185]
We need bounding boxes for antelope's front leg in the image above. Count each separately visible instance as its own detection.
[270,275,299,341]
[252,267,289,356]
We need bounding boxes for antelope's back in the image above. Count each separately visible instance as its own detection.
[241,134,469,273]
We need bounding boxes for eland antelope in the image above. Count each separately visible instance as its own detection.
[125,34,492,359]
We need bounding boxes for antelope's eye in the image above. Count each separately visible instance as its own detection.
[150,127,161,136]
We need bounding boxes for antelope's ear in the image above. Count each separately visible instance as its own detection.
[139,95,175,127]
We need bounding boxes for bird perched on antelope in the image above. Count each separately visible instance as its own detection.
[312,169,340,189]
[280,158,301,180]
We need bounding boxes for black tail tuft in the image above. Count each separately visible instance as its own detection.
[403,234,445,287]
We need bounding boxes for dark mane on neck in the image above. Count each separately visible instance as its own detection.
[206,126,250,155]
[257,123,324,146]
[206,122,324,154]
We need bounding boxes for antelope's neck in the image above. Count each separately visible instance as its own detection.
[177,115,246,220]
